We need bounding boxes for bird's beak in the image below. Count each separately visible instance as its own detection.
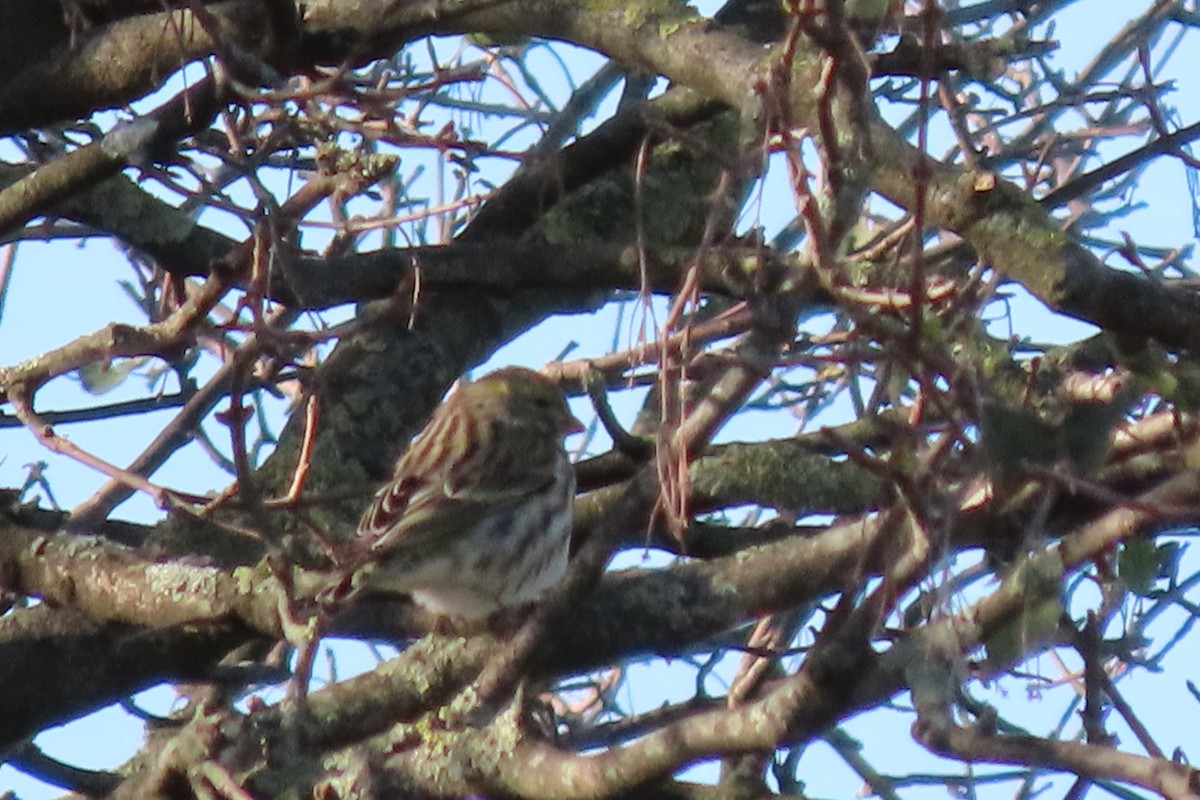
[566,414,586,435]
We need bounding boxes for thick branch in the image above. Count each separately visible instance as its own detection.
[0,605,250,752]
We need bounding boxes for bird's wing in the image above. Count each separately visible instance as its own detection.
[358,466,550,559]
[359,474,476,555]
[358,418,560,556]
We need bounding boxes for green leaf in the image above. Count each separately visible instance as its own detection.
[1119,539,1157,595]
[1118,539,1172,597]
[76,357,148,395]
[980,402,1057,486]
[984,596,1064,667]
[1059,402,1119,474]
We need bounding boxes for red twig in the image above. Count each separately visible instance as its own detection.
[266,394,320,508]
[9,387,176,512]
[71,305,300,525]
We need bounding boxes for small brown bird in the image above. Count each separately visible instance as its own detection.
[354,366,583,619]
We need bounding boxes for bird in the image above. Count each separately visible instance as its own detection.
[352,366,584,620]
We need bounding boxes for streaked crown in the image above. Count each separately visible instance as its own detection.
[457,367,583,439]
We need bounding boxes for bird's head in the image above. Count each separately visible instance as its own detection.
[464,367,584,439]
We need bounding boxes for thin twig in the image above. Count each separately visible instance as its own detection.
[71,306,300,525]
[9,387,175,511]
[266,394,320,508]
